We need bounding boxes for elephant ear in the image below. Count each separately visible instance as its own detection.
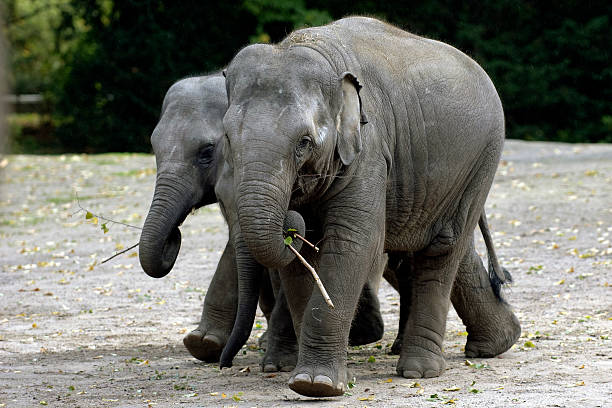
[336,72,368,166]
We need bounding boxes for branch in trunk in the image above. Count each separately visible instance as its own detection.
[294,233,319,252]
[286,244,334,309]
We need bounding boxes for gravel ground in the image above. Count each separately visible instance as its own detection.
[0,139,610,407]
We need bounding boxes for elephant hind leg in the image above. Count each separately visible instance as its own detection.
[395,239,470,379]
[349,253,386,346]
[452,240,521,358]
[260,287,298,373]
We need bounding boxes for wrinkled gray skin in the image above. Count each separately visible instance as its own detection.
[138,74,518,378]
[138,75,386,369]
[222,17,520,397]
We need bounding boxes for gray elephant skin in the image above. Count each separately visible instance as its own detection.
[137,74,388,370]
[221,17,520,397]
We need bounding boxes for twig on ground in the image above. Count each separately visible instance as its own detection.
[286,244,334,309]
[101,243,140,264]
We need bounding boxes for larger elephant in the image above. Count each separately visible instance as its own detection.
[220,17,520,397]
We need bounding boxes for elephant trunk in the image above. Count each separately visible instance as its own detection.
[139,174,194,278]
[235,171,303,269]
[218,163,306,367]
[219,232,263,367]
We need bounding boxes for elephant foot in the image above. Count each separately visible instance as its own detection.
[261,335,298,373]
[258,330,268,350]
[396,343,446,378]
[288,365,347,397]
[183,329,225,363]
[464,308,521,358]
[390,335,402,355]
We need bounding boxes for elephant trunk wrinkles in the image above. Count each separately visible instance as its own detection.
[236,175,296,269]
[139,174,194,278]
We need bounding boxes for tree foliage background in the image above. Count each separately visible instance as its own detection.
[2,0,611,152]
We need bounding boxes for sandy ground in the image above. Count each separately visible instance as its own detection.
[0,140,610,407]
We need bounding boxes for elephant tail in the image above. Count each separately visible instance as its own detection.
[479,211,513,301]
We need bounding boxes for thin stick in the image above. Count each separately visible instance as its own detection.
[294,233,319,252]
[287,244,334,309]
[101,243,139,264]
[74,192,142,230]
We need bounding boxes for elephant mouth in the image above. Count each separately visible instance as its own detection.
[161,226,182,271]
[141,206,192,279]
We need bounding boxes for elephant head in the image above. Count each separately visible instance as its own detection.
[223,44,365,270]
[139,75,227,278]
[218,44,366,365]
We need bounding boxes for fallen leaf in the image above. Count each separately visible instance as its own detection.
[567,381,585,387]
[443,387,460,392]
[359,396,374,401]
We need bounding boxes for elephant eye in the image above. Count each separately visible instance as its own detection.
[296,135,312,151]
[197,144,215,166]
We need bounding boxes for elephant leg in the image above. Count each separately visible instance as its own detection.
[396,240,468,379]
[349,253,385,346]
[287,239,385,397]
[184,241,237,362]
[452,239,521,357]
[261,286,299,372]
[390,253,413,355]
[257,269,276,349]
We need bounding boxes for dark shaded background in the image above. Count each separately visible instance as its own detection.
[3,0,611,152]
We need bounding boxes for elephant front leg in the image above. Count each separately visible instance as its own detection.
[288,236,384,397]
[183,241,237,362]
[396,243,467,378]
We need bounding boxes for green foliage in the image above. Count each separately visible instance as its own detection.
[4,0,612,151]
[3,0,81,94]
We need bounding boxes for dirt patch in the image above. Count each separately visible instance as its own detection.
[0,140,610,407]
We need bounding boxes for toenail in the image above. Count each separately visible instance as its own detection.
[294,373,312,383]
[313,375,333,386]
